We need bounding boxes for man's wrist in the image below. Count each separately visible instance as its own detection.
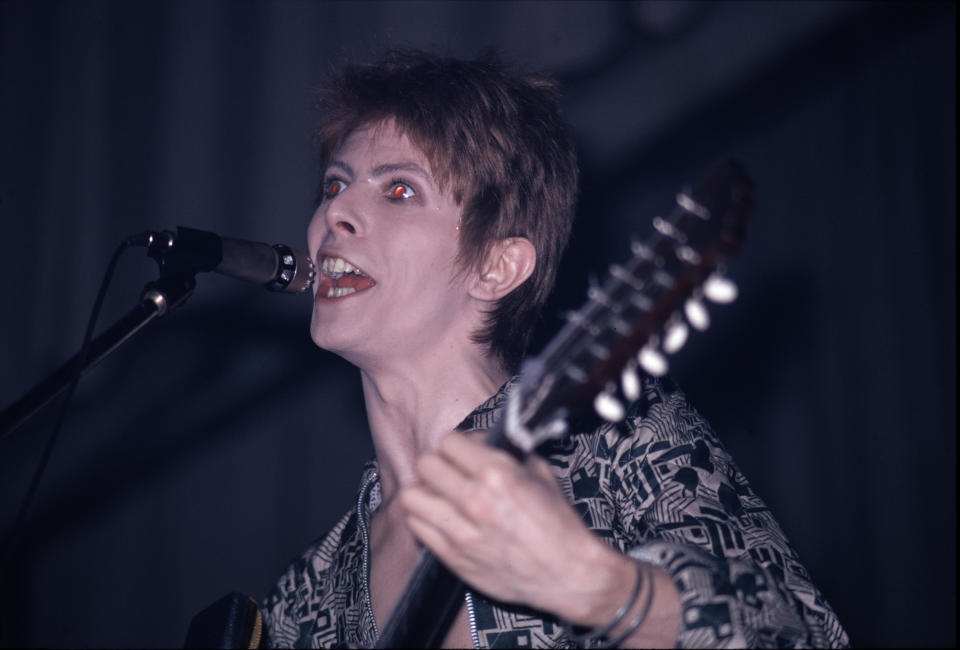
[554,542,639,626]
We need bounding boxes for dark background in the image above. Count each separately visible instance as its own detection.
[0,1,954,647]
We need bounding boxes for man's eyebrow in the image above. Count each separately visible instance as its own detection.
[370,161,432,179]
[325,160,354,177]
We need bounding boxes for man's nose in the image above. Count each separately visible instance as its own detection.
[324,190,365,236]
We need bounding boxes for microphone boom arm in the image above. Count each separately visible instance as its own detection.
[0,225,314,440]
[0,274,195,440]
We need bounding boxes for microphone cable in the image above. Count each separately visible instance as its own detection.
[0,233,144,584]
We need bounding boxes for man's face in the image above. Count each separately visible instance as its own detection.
[307,121,472,368]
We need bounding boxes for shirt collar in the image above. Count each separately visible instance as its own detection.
[453,377,517,432]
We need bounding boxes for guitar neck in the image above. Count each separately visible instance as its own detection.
[375,419,521,648]
[374,550,466,648]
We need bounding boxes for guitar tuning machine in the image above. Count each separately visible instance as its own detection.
[684,292,710,331]
[621,361,641,401]
[703,271,738,304]
[594,383,626,423]
[638,340,669,377]
[630,239,654,261]
[653,216,687,244]
[676,190,710,219]
[663,316,689,354]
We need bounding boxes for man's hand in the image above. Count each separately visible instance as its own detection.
[398,431,634,622]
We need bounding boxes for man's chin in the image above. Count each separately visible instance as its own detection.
[310,322,368,365]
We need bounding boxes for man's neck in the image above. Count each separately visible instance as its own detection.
[357,345,508,505]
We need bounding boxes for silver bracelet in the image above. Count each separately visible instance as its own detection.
[604,562,655,647]
[561,561,644,648]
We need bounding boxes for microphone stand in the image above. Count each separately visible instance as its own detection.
[0,263,197,441]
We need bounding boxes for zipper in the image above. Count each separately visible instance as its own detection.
[357,469,380,641]
[465,590,481,649]
[359,467,480,649]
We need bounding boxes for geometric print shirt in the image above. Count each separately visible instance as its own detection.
[261,374,850,648]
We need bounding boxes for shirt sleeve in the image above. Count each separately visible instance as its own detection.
[609,376,849,648]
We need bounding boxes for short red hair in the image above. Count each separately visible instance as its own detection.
[316,51,579,372]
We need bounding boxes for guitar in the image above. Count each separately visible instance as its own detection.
[374,159,754,648]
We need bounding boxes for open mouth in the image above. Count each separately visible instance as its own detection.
[316,254,376,299]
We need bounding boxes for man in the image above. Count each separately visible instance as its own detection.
[262,51,848,648]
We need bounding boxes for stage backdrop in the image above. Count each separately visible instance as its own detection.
[0,1,955,647]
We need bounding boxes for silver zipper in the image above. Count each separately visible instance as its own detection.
[358,470,380,641]
[465,590,481,649]
[360,470,480,648]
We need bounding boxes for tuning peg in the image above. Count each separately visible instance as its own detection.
[610,263,644,291]
[565,310,585,326]
[594,389,626,422]
[587,284,611,306]
[638,344,668,377]
[703,272,738,304]
[629,293,652,311]
[631,239,654,260]
[684,296,710,331]
[663,318,689,354]
[653,216,684,243]
[676,191,710,219]
[675,245,701,265]
[621,362,641,401]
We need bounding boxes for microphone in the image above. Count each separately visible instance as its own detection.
[143,226,315,293]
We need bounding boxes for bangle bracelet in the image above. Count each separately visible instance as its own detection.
[562,561,643,646]
[604,562,655,647]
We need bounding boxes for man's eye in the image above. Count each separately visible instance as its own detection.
[387,182,416,200]
[324,179,345,198]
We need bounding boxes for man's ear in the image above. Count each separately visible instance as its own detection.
[469,237,537,302]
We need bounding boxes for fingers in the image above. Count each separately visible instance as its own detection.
[414,447,477,505]
[403,432,529,553]
[439,432,562,496]
[526,452,558,481]
[435,430,518,477]
[415,432,525,505]
[404,432,567,545]
[397,432,608,612]
[401,484,479,553]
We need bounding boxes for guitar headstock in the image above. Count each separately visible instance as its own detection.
[505,160,754,452]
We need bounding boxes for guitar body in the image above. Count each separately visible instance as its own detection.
[184,592,264,650]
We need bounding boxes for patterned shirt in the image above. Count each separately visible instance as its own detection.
[262,375,849,648]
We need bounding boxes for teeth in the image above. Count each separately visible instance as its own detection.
[325,286,357,298]
[321,256,365,277]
